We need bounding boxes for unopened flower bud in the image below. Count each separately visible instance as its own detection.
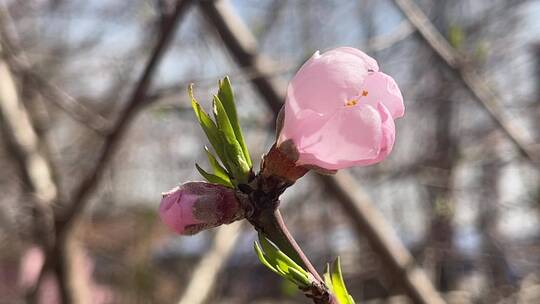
[159,182,244,235]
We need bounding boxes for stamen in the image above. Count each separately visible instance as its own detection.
[345,99,358,107]
[362,90,368,96]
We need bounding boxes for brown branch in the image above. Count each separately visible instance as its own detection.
[242,171,335,303]
[55,0,192,239]
[0,41,85,304]
[26,76,112,135]
[0,7,112,302]
[0,45,57,233]
[28,1,193,303]
[199,1,446,303]
[0,7,103,301]
[0,6,111,135]
[199,0,286,117]
[392,0,539,164]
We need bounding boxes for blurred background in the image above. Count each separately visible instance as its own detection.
[0,0,539,303]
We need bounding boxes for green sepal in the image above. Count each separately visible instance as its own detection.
[204,146,230,181]
[195,164,233,188]
[213,95,250,183]
[217,76,252,167]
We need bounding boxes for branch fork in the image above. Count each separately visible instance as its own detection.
[235,145,337,304]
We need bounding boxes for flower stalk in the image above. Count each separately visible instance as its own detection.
[241,144,337,303]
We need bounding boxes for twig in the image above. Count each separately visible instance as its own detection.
[0,7,101,301]
[250,207,324,283]
[392,0,539,164]
[199,0,285,116]
[367,20,415,52]
[199,1,446,303]
[0,41,87,304]
[0,44,57,221]
[55,0,192,239]
[28,76,112,135]
[0,39,57,261]
[0,5,111,135]
[242,170,335,303]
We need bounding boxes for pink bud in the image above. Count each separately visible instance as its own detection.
[159,182,244,235]
[277,47,405,171]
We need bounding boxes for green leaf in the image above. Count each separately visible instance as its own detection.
[189,85,231,172]
[286,265,311,287]
[331,257,353,304]
[324,263,333,293]
[204,146,230,180]
[254,242,285,276]
[274,264,307,287]
[254,234,311,288]
[213,95,250,183]
[217,76,252,167]
[195,164,233,187]
[259,233,307,276]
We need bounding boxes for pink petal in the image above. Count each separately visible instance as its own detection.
[277,108,329,148]
[361,72,404,119]
[159,191,200,234]
[351,103,396,166]
[285,49,375,116]
[296,104,383,170]
[331,47,379,72]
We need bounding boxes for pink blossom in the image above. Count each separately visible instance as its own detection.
[277,47,404,171]
[159,182,244,235]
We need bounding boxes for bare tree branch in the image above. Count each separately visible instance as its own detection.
[367,20,415,52]
[0,40,88,304]
[0,42,58,255]
[0,4,111,135]
[199,1,446,303]
[55,0,192,239]
[28,1,194,303]
[27,76,112,135]
[392,0,539,163]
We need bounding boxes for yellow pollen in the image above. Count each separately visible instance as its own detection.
[362,90,369,96]
[346,99,358,107]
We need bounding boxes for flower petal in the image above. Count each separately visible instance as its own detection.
[361,72,404,119]
[331,47,379,72]
[350,102,396,166]
[285,49,376,115]
[277,108,329,148]
[159,191,201,234]
[296,104,383,170]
